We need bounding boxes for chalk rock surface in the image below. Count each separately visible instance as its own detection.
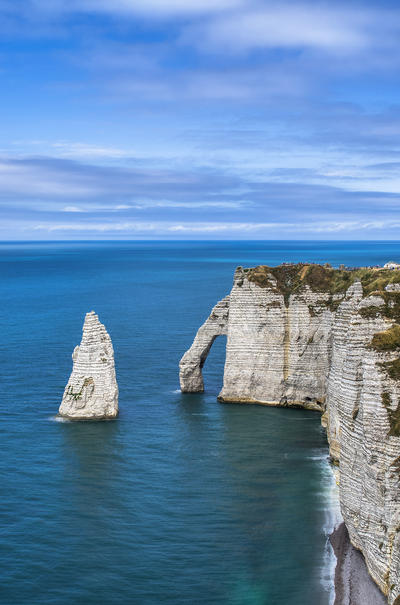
[180,262,400,604]
[179,296,229,392]
[59,311,118,420]
[325,288,400,604]
[180,265,344,410]
[219,267,338,410]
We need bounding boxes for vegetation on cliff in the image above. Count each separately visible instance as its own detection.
[359,305,383,319]
[245,266,400,380]
[247,263,350,300]
[381,390,400,436]
[246,263,400,305]
[371,325,400,352]
[380,358,400,381]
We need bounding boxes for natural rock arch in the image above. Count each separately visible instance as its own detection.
[179,296,229,392]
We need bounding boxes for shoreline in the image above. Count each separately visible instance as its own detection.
[330,522,386,605]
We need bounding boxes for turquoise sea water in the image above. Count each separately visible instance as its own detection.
[1,240,399,605]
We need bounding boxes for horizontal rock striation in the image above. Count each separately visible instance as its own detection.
[179,296,229,392]
[326,287,400,604]
[180,262,400,604]
[219,267,339,410]
[59,311,118,420]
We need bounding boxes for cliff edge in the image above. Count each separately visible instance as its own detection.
[180,263,400,604]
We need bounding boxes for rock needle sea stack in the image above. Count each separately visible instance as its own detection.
[59,311,118,420]
[180,263,400,604]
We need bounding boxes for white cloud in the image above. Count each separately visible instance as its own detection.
[62,206,85,212]
[182,5,390,54]
[130,199,244,209]
[74,0,243,17]
[50,142,131,159]
[58,200,242,212]
[31,219,400,235]
[28,0,243,19]
[0,160,100,197]
[33,221,159,232]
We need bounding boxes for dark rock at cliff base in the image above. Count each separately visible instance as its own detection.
[330,523,386,605]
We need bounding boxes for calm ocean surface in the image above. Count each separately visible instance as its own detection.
[1,240,399,605]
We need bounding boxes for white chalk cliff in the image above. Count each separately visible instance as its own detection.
[59,311,118,420]
[180,263,400,604]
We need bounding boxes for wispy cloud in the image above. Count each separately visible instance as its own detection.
[50,141,131,159]
[1,153,400,217]
[1,1,400,239]
[30,219,400,237]
[62,206,85,212]
[76,0,243,17]
[59,200,243,212]
[130,200,244,209]
[181,5,375,54]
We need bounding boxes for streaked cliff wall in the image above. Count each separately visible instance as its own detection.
[59,311,118,420]
[180,263,400,604]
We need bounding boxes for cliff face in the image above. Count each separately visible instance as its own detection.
[180,264,347,409]
[219,267,339,410]
[59,311,118,420]
[180,263,400,604]
[326,286,400,604]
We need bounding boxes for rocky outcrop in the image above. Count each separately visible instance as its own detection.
[59,311,118,420]
[180,263,400,604]
[179,296,229,392]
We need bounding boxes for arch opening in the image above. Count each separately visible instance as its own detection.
[179,295,229,393]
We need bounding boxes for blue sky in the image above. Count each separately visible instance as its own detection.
[1,0,400,240]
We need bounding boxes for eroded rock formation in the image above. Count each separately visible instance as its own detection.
[59,311,118,420]
[180,263,400,604]
[179,296,229,392]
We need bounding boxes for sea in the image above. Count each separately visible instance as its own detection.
[1,240,399,605]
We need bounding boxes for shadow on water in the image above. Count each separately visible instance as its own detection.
[174,383,331,604]
[59,419,120,468]
[57,420,123,524]
[175,333,227,428]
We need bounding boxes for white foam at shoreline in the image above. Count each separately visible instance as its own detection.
[320,461,343,605]
[48,415,70,423]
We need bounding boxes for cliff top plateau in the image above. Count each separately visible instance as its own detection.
[244,261,400,303]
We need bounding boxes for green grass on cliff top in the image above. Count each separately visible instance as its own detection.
[371,325,400,352]
[246,263,400,298]
[246,263,400,357]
